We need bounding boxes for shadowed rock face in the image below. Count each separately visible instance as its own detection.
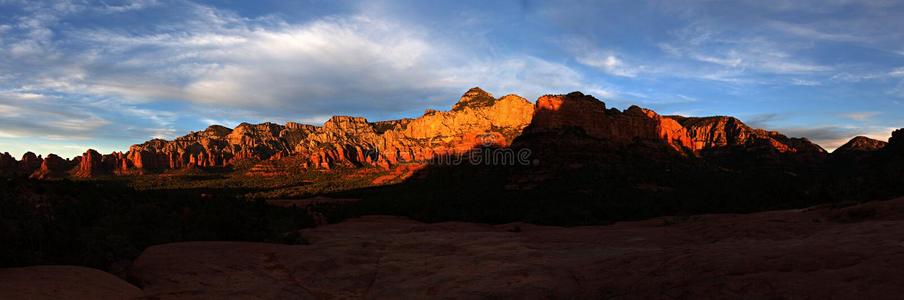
[73,149,104,178]
[5,198,904,299]
[889,129,904,152]
[0,152,18,176]
[19,152,43,175]
[524,92,825,159]
[30,154,74,179]
[0,266,141,300]
[1,197,874,299]
[670,116,827,155]
[451,87,497,111]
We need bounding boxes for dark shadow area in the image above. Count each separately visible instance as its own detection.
[330,106,904,226]
[0,178,316,278]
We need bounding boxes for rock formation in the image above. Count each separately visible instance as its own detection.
[835,136,887,154]
[30,154,73,179]
[74,149,105,178]
[669,116,826,155]
[889,129,904,152]
[522,91,824,158]
[62,88,534,177]
[0,152,18,176]
[0,88,878,179]
[19,152,43,174]
[525,92,694,152]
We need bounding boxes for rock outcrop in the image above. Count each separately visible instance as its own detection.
[64,88,534,177]
[0,266,142,300]
[74,149,105,178]
[526,92,694,152]
[3,88,844,178]
[120,198,904,299]
[30,154,73,179]
[1,152,45,176]
[522,92,824,158]
[889,129,904,152]
[19,152,43,174]
[0,152,18,176]
[670,116,826,155]
[835,136,887,154]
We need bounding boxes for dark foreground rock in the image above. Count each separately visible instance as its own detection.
[4,197,904,299]
[0,266,141,299]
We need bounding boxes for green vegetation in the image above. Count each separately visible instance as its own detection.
[108,167,387,200]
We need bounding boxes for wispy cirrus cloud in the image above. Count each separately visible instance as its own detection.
[841,112,881,121]
[1,0,903,158]
[0,0,614,157]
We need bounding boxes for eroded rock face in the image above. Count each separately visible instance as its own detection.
[293,92,535,170]
[0,152,18,176]
[523,92,823,158]
[19,152,43,174]
[451,87,496,111]
[526,92,696,153]
[30,154,74,179]
[835,136,887,154]
[74,149,105,178]
[12,88,838,178]
[670,116,826,155]
[66,88,535,177]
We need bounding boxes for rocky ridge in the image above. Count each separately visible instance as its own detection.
[835,136,888,154]
[0,88,893,178]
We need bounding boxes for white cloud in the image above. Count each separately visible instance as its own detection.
[96,0,159,13]
[658,22,833,77]
[0,2,618,154]
[660,40,831,75]
[4,5,607,117]
[791,78,821,86]
[768,21,866,43]
[841,111,881,121]
[575,52,640,78]
[890,67,904,77]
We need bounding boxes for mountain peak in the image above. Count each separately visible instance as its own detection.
[452,87,496,111]
[835,136,887,153]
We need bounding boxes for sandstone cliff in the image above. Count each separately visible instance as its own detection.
[71,88,535,176]
[2,88,886,179]
[522,91,825,157]
[668,116,826,155]
[30,154,74,180]
[525,92,694,152]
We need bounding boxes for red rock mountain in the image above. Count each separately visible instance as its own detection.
[0,88,896,178]
[835,136,887,154]
[523,91,825,156]
[72,87,535,177]
[30,154,74,180]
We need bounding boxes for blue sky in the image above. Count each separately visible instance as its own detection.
[1,0,903,157]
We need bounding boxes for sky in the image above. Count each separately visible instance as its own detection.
[1,0,903,158]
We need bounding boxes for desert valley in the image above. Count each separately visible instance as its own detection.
[3,0,904,298]
[3,88,904,298]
